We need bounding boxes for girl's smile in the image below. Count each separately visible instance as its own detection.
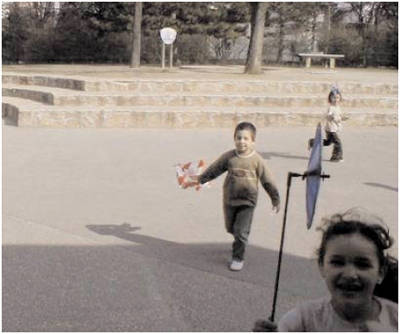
[335,280,364,300]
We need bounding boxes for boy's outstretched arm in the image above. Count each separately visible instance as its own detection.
[198,151,230,185]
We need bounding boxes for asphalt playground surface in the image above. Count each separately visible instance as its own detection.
[2,124,397,331]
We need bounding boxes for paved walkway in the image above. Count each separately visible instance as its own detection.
[3,124,397,331]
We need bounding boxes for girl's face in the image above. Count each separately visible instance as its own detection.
[319,233,384,310]
[234,129,255,155]
[330,93,341,105]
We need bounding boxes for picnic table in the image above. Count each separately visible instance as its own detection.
[298,53,345,69]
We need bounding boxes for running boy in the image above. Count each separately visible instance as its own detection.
[196,122,280,271]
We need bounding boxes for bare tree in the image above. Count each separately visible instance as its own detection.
[348,2,377,67]
[130,2,142,68]
[245,2,268,74]
[30,2,55,28]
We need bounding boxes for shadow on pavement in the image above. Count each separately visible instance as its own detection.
[3,225,327,332]
[86,223,328,320]
[260,152,339,164]
[364,182,398,192]
[260,151,309,161]
[86,223,324,290]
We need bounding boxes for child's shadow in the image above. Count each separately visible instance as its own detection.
[261,152,333,163]
[364,182,398,192]
[87,223,229,271]
[86,223,325,296]
[87,223,238,278]
[261,152,309,161]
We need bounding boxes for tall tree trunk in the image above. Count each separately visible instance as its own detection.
[311,15,318,52]
[245,3,257,65]
[361,24,367,67]
[130,2,142,68]
[245,2,268,74]
[374,4,380,34]
[325,4,331,53]
[276,19,284,63]
[357,4,367,67]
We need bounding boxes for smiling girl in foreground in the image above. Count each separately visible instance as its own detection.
[254,207,398,331]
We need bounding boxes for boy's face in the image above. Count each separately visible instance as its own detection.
[234,129,255,155]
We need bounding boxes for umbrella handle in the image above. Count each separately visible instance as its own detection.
[269,172,299,321]
[302,171,330,180]
[269,171,329,321]
[321,173,330,181]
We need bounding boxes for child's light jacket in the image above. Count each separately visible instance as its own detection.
[324,105,343,132]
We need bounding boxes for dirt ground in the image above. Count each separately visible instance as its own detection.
[3,64,398,84]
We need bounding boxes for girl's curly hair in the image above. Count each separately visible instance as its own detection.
[316,207,393,267]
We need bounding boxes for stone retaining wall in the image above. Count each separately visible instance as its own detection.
[2,73,397,128]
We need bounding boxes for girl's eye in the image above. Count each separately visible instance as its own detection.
[354,260,373,270]
[329,259,344,267]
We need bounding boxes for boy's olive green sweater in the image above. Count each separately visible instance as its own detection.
[199,149,280,207]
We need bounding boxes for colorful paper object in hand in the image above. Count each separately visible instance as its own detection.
[306,123,323,229]
[175,160,209,190]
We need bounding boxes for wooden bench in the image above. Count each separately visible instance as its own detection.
[297,53,345,69]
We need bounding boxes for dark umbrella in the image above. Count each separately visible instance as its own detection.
[306,123,323,229]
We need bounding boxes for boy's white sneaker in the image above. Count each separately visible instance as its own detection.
[230,259,244,271]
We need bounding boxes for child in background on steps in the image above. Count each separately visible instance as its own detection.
[194,122,280,272]
[308,87,347,162]
[253,207,398,332]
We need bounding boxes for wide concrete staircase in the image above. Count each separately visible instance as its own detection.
[2,72,397,128]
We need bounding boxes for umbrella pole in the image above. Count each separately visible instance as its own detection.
[269,172,301,322]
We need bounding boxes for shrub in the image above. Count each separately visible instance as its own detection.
[319,27,362,66]
[174,33,211,64]
[99,32,131,63]
[23,30,57,63]
[369,28,398,67]
[141,31,162,64]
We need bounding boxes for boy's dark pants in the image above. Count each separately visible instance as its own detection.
[224,204,255,261]
[309,131,343,160]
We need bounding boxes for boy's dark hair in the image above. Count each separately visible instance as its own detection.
[234,122,256,140]
[316,207,398,303]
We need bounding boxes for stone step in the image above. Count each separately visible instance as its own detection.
[114,80,398,96]
[3,84,397,110]
[3,73,398,95]
[2,73,86,91]
[3,97,397,128]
